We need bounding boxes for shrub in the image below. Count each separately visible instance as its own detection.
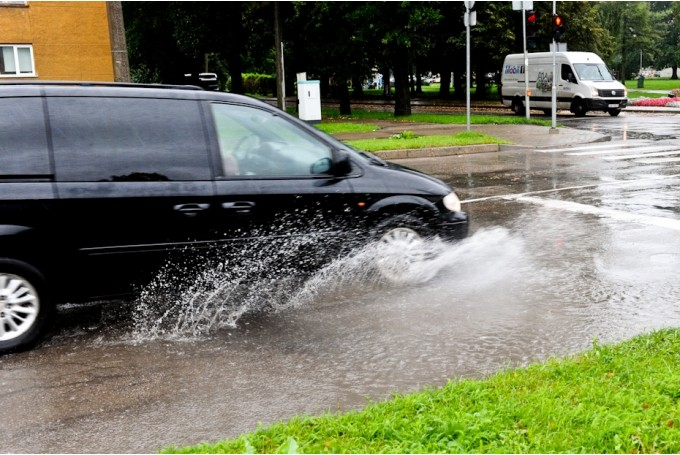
[242,73,275,96]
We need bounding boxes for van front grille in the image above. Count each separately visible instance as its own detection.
[598,89,626,98]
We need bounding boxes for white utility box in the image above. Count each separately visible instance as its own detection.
[297,79,321,123]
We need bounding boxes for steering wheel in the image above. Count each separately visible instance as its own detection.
[233,135,261,160]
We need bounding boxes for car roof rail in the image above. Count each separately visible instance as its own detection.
[0,81,204,91]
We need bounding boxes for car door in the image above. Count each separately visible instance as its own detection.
[207,102,357,269]
[48,93,219,300]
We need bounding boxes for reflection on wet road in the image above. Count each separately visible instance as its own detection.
[1,114,679,453]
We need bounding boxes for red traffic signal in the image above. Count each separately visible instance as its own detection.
[526,11,538,49]
[553,14,565,41]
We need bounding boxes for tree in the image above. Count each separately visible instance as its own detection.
[650,2,680,79]
[596,2,658,82]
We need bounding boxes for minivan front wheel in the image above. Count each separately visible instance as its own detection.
[373,215,433,282]
[0,261,51,353]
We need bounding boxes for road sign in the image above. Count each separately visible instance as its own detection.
[512,0,533,10]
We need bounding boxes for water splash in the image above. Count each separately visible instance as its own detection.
[130,228,520,341]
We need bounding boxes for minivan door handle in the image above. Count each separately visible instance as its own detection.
[221,201,255,214]
[173,203,210,215]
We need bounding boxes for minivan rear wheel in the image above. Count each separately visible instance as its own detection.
[0,260,51,354]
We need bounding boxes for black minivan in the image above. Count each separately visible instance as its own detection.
[0,82,468,353]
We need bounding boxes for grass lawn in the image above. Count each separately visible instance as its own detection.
[347,131,508,152]
[162,328,680,454]
[320,109,552,126]
[624,78,680,92]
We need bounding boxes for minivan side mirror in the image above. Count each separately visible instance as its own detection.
[332,150,353,176]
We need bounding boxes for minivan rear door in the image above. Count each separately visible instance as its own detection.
[47,93,218,299]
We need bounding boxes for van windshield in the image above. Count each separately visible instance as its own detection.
[573,63,615,81]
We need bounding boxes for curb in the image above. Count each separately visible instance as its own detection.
[373,144,499,159]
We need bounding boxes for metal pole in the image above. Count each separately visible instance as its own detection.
[551,0,557,130]
[466,5,471,131]
[522,4,530,120]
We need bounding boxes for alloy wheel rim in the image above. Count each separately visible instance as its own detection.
[0,274,39,341]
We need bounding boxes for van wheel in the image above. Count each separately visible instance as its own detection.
[608,109,621,117]
[0,260,51,354]
[542,109,552,116]
[571,99,587,117]
[511,97,525,116]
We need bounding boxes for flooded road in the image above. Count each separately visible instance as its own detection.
[2,114,680,453]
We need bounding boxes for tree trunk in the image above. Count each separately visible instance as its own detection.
[393,55,411,117]
[382,63,391,97]
[474,69,487,100]
[439,66,451,98]
[672,65,678,80]
[337,82,352,115]
[352,75,363,98]
[227,2,244,93]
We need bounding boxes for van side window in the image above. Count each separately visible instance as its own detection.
[210,103,333,177]
[49,97,211,182]
[561,64,575,83]
[0,97,50,176]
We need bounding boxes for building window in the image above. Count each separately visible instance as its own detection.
[0,45,35,77]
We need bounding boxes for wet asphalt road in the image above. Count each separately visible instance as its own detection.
[1,113,679,453]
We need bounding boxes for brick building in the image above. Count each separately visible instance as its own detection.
[0,1,128,81]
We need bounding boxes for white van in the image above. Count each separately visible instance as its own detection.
[501,51,628,117]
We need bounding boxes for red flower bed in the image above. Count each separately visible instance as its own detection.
[631,97,678,106]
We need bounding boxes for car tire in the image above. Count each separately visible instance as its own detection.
[608,109,621,117]
[571,99,587,117]
[512,97,525,116]
[372,215,434,282]
[0,260,52,354]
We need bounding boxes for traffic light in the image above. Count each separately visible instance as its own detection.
[526,10,538,49]
[553,14,565,42]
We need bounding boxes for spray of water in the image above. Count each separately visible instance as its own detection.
[131,227,521,341]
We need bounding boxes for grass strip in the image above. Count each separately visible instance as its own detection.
[321,109,553,126]
[346,131,508,152]
[162,328,680,454]
[314,122,381,135]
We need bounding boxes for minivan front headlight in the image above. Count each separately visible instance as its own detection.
[443,192,462,212]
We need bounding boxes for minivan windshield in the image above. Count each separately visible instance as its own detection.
[573,63,615,81]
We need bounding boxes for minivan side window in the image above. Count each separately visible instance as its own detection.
[210,103,333,177]
[49,97,211,182]
[0,97,50,177]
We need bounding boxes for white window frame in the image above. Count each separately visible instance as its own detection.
[0,44,36,77]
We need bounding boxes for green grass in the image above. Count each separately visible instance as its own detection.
[314,122,381,135]
[321,109,551,127]
[624,78,680,91]
[628,90,668,99]
[162,328,680,454]
[347,131,508,152]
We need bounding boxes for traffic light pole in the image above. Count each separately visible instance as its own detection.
[522,5,530,120]
[551,0,558,131]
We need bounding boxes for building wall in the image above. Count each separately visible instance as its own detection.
[0,1,114,81]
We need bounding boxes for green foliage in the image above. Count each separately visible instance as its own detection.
[163,329,680,454]
[241,73,275,96]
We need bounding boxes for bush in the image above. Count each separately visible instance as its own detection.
[242,73,275,96]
